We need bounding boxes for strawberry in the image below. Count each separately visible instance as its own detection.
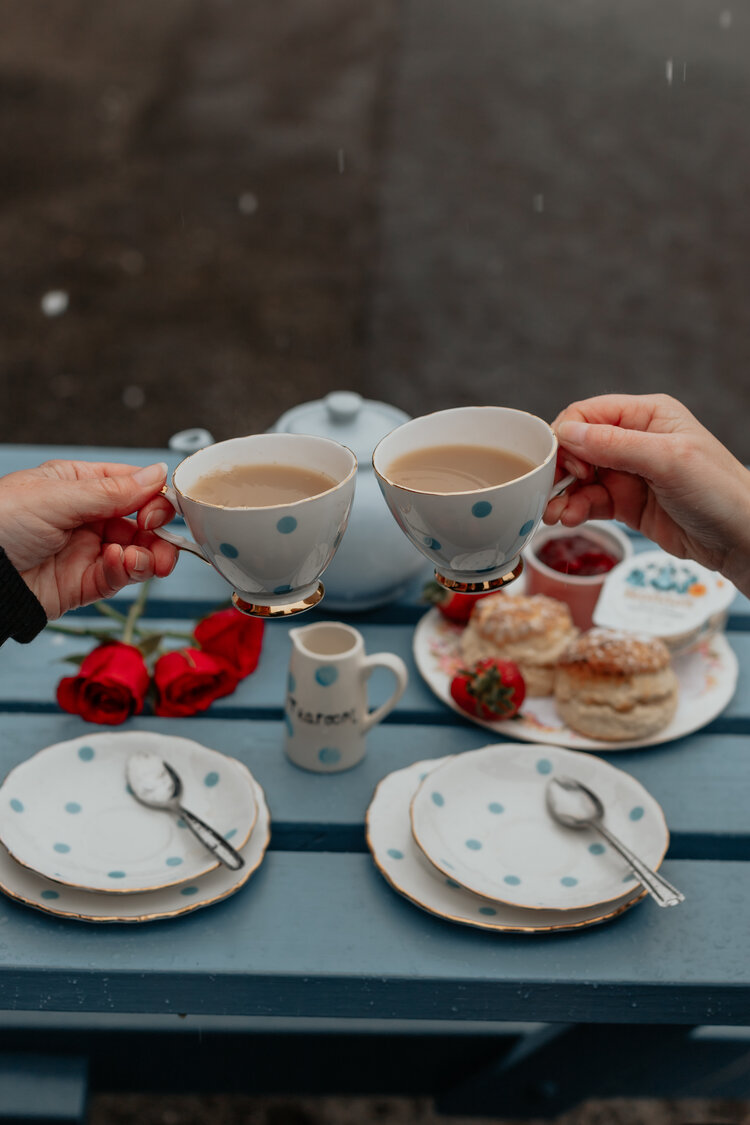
[422,580,493,623]
[450,659,526,721]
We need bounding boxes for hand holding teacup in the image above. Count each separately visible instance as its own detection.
[372,407,574,592]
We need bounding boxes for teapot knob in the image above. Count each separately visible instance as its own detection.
[325,391,362,423]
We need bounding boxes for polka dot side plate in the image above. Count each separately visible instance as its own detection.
[366,757,645,934]
[0,732,257,893]
[409,743,668,911]
[0,770,270,924]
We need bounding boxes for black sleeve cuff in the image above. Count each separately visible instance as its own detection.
[0,546,48,646]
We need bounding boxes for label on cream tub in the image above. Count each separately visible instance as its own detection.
[592,549,737,647]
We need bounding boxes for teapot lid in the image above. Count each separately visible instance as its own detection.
[272,391,410,464]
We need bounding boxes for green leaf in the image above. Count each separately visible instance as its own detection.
[59,653,89,667]
[137,633,164,659]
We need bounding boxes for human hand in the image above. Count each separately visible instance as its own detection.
[0,460,179,619]
[544,393,750,592]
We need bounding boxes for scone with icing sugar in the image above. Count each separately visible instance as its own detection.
[459,593,578,696]
[554,628,679,741]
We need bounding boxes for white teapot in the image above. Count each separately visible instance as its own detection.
[271,392,428,611]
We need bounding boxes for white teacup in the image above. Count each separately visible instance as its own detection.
[372,406,574,592]
[154,434,357,617]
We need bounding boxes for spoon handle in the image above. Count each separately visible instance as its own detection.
[178,805,245,870]
[593,823,684,908]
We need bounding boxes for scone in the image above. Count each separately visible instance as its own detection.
[554,628,679,741]
[459,593,578,696]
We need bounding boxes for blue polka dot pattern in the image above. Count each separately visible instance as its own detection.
[315,666,338,687]
[445,878,460,888]
[204,771,220,787]
[41,890,60,900]
[318,747,341,765]
[219,542,239,558]
[519,519,535,536]
[176,818,187,829]
[623,872,637,883]
[424,536,442,550]
[65,802,81,814]
[561,876,578,887]
[78,746,95,762]
[465,838,482,850]
[589,843,606,855]
[488,802,504,814]
[9,799,23,813]
[536,758,553,775]
[284,712,294,736]
[108,871,126,880]
[53,843,70,853]
[288,673,296,693]
[180,885,200,896]
[629,806,645,821]
[276,516,298,534]
[387,848,404,860]
[166,856,183,867]
[471,500,492,518]
[479,906,497,916]
[274,584,293,595]
[225,829,237,840]
[431,792,445,807]
[504,874,521,885]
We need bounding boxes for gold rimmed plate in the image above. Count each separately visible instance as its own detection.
[0,768,270,923]
[366,757,646,933]
[0,732,257,893]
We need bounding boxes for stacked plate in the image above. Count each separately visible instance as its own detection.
[0,732,270,923]
[366,743,670,933]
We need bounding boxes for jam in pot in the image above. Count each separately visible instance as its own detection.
[537,534,618,577]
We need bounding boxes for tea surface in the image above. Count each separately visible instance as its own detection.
[385,443,536,492]
[187,463,337,507]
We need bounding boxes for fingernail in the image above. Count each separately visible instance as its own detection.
[563,457,585,478]
[131,549,150,573]
[557,421,589,446]
[133,462,168,487]
[143,512,159,531]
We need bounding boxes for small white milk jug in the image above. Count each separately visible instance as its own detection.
[284,622,408,772]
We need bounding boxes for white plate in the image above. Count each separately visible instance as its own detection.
[366,758,645,932]
[413,607,738,750]
[409,743,668,910]
[0,732,257,893]
[0,770,270,923]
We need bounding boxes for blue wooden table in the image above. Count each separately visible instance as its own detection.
[1,444,750,1121]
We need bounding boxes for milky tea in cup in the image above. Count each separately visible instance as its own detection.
[372,406,573,592]
[154,433,357,617]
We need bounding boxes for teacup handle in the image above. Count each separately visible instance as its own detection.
[361,653,409,734]
[550,472,576,499]
[151,485,212,563]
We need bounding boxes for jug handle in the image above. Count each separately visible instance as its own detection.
[361,653,409,734]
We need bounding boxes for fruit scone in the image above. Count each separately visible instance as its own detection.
[459,592,578,696]
[554,628,679,741]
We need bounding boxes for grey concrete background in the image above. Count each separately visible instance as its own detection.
[1,0,749,456]
[2,1,750,1121]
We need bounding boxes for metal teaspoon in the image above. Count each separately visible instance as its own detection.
[545,775,684,908]
[126,751,244,870]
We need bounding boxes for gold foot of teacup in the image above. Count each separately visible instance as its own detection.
[232,582,325,619]
[434,557,524,595]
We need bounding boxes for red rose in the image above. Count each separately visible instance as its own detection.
[193,608,264,678]
[57,642,150,726]
[153,648,239,717]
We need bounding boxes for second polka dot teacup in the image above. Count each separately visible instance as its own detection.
[372,407,574,594]
[154,434,357,617]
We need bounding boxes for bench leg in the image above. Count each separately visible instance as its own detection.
[0,1053,88,1125]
